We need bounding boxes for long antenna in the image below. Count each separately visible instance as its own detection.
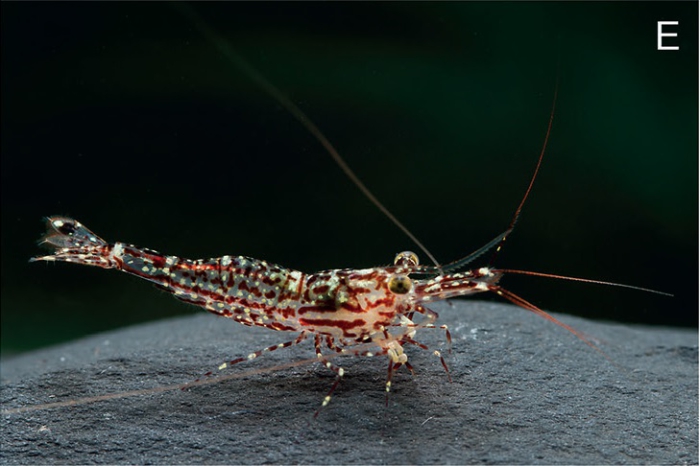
[496,269,674,297]
[488,77,559,267]
[175,4,441,269]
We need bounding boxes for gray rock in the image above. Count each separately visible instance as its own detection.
[1,301,697,465]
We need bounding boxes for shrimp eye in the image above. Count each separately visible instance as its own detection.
[388,275,412,294]
[393,251,419,266]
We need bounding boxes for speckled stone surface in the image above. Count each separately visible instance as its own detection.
[1,301,697,465]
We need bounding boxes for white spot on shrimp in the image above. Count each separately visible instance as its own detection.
[111,242,124,259]
[475,282,489,291]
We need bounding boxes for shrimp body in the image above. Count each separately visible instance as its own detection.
[32,217,501,347]
[34,217,498,409]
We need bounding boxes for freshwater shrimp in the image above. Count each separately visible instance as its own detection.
[27,217,509,414]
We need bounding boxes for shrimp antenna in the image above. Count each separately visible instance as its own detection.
[174,3,442,270]
[496,269,674,297]
[488,76,559,267]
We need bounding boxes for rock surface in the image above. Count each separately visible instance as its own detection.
[1,301,697,464]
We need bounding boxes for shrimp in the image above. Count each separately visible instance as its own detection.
[29,216,501,413]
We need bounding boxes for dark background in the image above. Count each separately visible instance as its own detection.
[2,2,697,354]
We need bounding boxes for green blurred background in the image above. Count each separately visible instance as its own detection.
[2,2,697,355]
